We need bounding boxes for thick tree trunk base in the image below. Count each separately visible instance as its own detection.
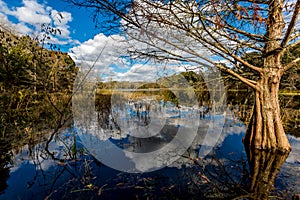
[243,117,291,153]
[242,87,291,153]
[243,121,291,153]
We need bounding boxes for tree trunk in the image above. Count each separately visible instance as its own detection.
[243,75,291,152]
[243,0,291,152]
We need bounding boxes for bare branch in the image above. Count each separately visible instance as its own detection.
[281,0,300,48]
[286,33,300,42]
[283,57,300,72]
[282,37,300,54]
[216,63,258,89]
[197,17,263,73]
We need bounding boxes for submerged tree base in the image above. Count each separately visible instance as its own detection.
[243,84,292,153]
[243,128,291,153]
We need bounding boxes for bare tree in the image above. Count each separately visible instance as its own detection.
[66,0,300,152]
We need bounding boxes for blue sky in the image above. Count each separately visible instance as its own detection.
[1,0,299,83]
[0,0,199,82]
[0,0,100,48]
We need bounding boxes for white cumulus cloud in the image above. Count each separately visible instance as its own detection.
[0,0,76,46]
[12,0,51,25]
[69,33,129,79]
[69,32,195,82]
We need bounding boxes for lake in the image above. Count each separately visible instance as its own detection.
[0,95,299,200]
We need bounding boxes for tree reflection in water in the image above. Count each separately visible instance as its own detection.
[0,139,11,194]
[245,147,290,200]
[1,98,299,199]
[81,96,298,199]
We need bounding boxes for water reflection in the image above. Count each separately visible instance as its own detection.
[78,98,202,172]
[0,99,300,199]
[0,129,93,200]
[245,149,289,199]
[76,95,300,197]
[0,139,11,194]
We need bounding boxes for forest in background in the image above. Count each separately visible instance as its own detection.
[0,27,78,148]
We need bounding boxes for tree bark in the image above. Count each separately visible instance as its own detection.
[243,73,291,152]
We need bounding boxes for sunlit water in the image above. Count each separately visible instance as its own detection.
[0,101,299,199]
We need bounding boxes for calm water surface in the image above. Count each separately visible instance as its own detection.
[0,100,299,199]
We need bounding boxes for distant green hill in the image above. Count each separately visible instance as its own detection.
[0,27,78,143]
[0,27,77,92]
